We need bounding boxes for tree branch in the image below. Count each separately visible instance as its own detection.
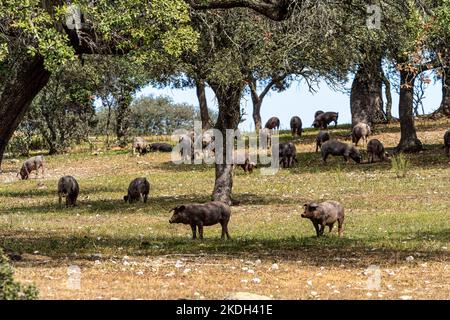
[187,0,297,21]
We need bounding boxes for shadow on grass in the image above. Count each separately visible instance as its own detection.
[2,229,448,268]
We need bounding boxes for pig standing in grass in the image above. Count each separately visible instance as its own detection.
[312,112,339,129]
[265,117,280,130]
[315,131,330,152]
[132,137,148,155]
[18,155,45,180]
[124,177,150,203]
[301,201,345,237]
[279,142,297,168]
[321,140,362,164]
[57,176,79,207]
[367,139,389,163]
[352,122,371,146]
[444,130,450,155]
[169,201,231,240]
[290,116,303,137]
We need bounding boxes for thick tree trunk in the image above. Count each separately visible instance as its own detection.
[0,56,51,171]
[210,82,243,205]
[433,67,450,117]
[396,70,422,153]
[195,79,211,130]
[350,59,386,127]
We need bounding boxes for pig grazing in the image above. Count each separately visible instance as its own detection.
[239,158,257,173]
[312,112,339,129]
[124,177,150,203]
[315,131,330,152]
[279,142,297,168]
[301,201,345,237]
[352,122,371,146]
[444,130,450,155]
[18,155,45,180]
[321,140,362,164]
[169,201,231,240]
[57,176,79,207]
[367,139,388,163]
[265,117,280,130]
[290,116,303,137]
[132,137,148,155]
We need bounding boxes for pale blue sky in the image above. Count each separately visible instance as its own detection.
[135,75,442,132]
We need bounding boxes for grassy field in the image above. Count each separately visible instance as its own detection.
[0,120,449,300]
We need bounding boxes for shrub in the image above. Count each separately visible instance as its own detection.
[0,249,38,300]
[391,153,410,178]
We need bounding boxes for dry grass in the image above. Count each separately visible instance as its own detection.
[1,120,449,300]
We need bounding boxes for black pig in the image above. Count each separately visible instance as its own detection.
[169,201,231,240]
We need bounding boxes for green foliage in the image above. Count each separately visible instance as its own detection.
[391,153,410,178]
[22,61,98,154]
[0,249,38,300]
[95,95,217,136]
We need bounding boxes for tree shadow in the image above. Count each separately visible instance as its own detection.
[2,229,448,268]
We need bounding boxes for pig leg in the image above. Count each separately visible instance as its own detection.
[143,193,148,203]
[191,224,197,240]
[313,222,320,237]
[328,223,334,233]
[319,224,325,236]
[316,143,319,153]
[58,194,62,206]
[198,224,204,240]
[337,218,344,237]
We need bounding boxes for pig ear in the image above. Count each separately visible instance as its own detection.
[308,203,319,210]
[303,203,308,208]
[178,205,186,211]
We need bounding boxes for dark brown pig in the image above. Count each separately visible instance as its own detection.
[312,112,339,129]
[169,201,231,240]
[290,116,303,137]
[444,130,450,155]
[124,177,150,203]
[57,175,79,207]
[279,142,297,168]
[301,201,345,237]
[265,117,280,130]
[321,140,362,164]
[315,131,330,152]
[367,139,389,163]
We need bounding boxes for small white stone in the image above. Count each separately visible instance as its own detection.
[405,256,414,262]
[400,295,413,300]
[271,263,279,270]
[165,272,175,277]
[183,268,191,274]
[252,278,261,284]
[307,280,313,286]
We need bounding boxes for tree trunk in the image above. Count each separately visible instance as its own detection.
[210,82,243,205]
[252,101,262,133]
[195,79,211,130]
[381,72,393,122]
[0,56,51,171]
[350,59,386,127]
[396,70,422,153]
[433,67,450,117]
[115,89,132,147]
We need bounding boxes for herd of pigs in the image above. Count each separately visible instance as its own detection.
[11,111,450,239]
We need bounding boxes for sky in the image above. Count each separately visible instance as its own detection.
[135,74,442,133]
